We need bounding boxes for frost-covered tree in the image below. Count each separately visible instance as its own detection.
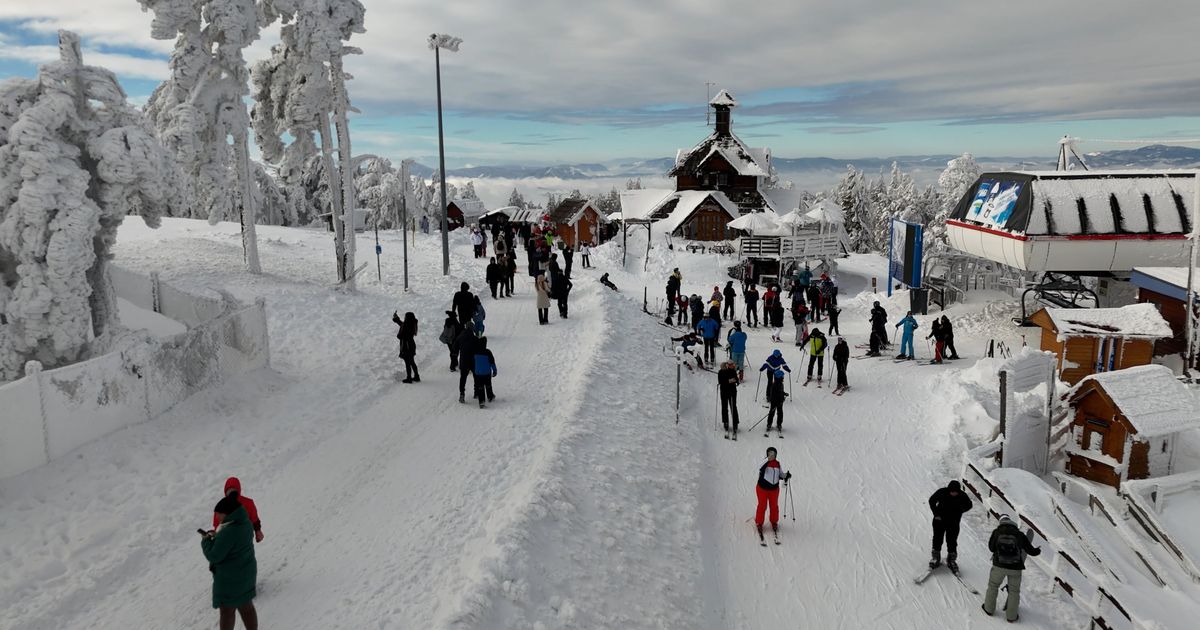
[625,178,643,190]
[139,0,273,273]
[833,166,869,252]
[459,180,478,200]
[0,32,183,380]
[506,188,526,210]
[929,152,981,253]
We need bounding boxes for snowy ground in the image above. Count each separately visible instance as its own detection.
[0,218,1114,628]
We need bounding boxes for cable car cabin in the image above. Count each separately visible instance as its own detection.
[1028,304,1171,385]
[946,171,1194,273]
[1066,365,1199,489]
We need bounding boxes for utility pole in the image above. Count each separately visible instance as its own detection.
[429,33,462,276]
[400,159,413,291]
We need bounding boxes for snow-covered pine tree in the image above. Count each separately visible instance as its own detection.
[506,188,527,210]
[931,153,981,253]
[357,156,396,228]
[0,31,184,381]
[139,0,270,273]
[459,181,478,200]
[625,177,643,190]
[833,166,869,252]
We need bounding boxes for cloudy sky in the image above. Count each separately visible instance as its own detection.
[2,0,1198,168]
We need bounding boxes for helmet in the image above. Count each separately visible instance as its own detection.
[774,369,785,379]
[772,349,781,357]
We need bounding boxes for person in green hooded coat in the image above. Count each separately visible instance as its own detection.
[202,494,258,630]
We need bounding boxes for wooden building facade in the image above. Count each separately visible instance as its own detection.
[1028,304,1170,385]
[548,198,608,247]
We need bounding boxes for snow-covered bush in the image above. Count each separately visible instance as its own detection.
[0,32,182,381]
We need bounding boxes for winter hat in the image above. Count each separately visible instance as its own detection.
[766,447,777,456]
[948,480,961,492]
[998,514,1014,525]
[214,495,241,516]
[772,349,782,357]
[774,369,785,379]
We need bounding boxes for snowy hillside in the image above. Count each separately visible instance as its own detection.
[6,217,1189,628]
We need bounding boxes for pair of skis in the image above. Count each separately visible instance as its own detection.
[752,522,781,546]
[831,385,849,396]
[763,426,784,439]
[802,377,822,388]
[914,564,979,595]
[723,429,740,441]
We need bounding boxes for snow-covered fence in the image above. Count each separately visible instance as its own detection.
[1121,474,1200,583]
[0,268,269,480]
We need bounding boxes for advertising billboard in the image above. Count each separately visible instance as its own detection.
[965,179,1024,230]
[887,219,923,296]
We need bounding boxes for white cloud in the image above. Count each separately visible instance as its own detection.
[0,35,168,80]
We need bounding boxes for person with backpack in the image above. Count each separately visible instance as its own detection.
[762,284,778,313]
[804,329,827,385]
[895,311,919,360]
[928,480,973,573]
[472,336,498,408]
[765,370,788,434]
[768,298,786,343]
[470,297,486,335]
[717,360,740,438]
[793,301,810,347]
[453,282,476,326]
[535,273,551,325]
[201,494,259,630]
[727,321,748,381]
[754,447,791,542]
[723,281,737,320]
[212,477,264,544]
[392,311,420,383]
[927,318,946,364]
[941,315,959,359]
[832,337,849,393]
[455,327,479,403]
[440,310,463,371]
[698,312,721,365]
[743,284,760,328]
[486,257,503,299]
[983,515,1042,623]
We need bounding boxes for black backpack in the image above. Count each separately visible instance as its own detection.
[439,322,455,345]
[994,528,1023,566]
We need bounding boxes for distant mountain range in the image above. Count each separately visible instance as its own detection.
[409,145,1200,181]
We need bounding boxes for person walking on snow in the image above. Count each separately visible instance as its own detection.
[718,360,741,438]
[759,349,791,385]
[486,257,503,299]
[470,296,486,335]
[453,282,477,327]
[504,254,517,297]
[665,269,681,323]
[793,301,810,347]
[895,311,919,360]
[393,311,420,383]
[765,369,788,433]
[982,515,1042,623]
[535,273,551,325]
[754,448,792,541]
[727,322,748,381]
[690,294,705,333]
[832,337,849,392]
[698,312,720,365]
[826,302,841,336]
[768,298,786,342]
[743,284,760,328]
[928,480,972,573]
[806,284,823,322]
[805,329,827,384]
[579,242,592,268]
[941,315,960,359]
[472,336,498,408]
[201,494,259,630]
[212,477,264,543]
[563,244,574,278]
[723,281,737,320]
[927,318,946,364]
[471,228,484,258]
[440,310,463,371]
[455,326,480,403]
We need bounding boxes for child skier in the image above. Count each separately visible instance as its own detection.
[793,301,810,347]
[765,369,787,434]
[472,337,498,408]
[927,318,946,364]
[754,447,792,544]
[895,311,918,360]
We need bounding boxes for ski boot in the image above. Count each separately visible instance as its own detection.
[947,552,958,575]
[459,394,466,404]
[929,549,941,570]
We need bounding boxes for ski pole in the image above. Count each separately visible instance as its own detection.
[754,369,762,402]
[748,410,770,432]
[787,480,796,521]
[715,386,720,433]
[782,479,789,519]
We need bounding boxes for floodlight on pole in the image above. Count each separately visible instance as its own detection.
[429,33,461,276]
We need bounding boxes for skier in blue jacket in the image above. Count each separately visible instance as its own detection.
[472,337,498,408]
[697,313,721,365]
[895,312,919,360]
[759,349,791,385]
[727,321,748,381]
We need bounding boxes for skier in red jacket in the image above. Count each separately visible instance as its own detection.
[754,447,791,543]
[213,477,264,543]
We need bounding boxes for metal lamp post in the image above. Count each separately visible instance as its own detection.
[429,33,462,276]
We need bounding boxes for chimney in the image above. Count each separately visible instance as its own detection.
[709,89,737,136]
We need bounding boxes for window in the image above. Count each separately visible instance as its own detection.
[1086,429,1104,452]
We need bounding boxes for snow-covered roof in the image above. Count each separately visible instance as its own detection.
[1041,304,1172,338]
[1076,365,1200,437]
[672,133,770,179]
[709,89,737,107]
[950,170,1195,236]
[449,198,487,219]
[481,206,519,218]
[655,190,740,235]
[1132,267,1200,291]
[619,189,674,222]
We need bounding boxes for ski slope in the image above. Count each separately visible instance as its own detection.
[0,219,1090,628]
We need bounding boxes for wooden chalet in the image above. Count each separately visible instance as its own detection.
[547,198,608,247]
[618,90,776,242]
[1066,364,1199,488]
[1131,266,1200,370]
[1029,304,1171,385]
[446,198,486,231]
[477,206,515,229]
